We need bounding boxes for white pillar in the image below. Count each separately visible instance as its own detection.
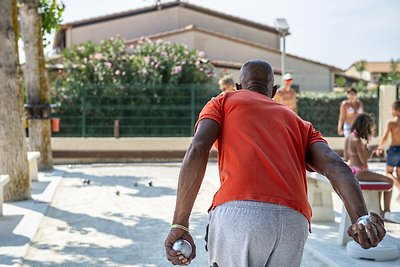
[379,85,397,137]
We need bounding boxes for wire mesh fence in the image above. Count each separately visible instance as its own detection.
[51,83,219,137]
[50,83,379,137]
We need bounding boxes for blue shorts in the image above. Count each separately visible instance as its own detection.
[387,146,400,167]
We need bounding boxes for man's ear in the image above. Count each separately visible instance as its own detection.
[271,85,278,98]
[236,83,242,90]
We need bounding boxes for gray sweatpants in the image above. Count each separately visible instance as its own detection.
[206,201,309,267]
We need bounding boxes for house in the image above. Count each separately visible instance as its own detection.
[54,0,344,92]
[345,61,400,83]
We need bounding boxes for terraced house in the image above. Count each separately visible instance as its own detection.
[54,0,344,92]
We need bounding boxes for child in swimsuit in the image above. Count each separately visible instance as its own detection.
[344,113,393,215]
[377,100,400,205]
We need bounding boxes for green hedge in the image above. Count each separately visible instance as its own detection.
[52,86,379,137]
[297,92,379,137]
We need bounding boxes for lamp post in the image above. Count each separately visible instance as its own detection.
[274,18,289,83]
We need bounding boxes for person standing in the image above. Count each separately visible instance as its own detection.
[165,60,385,266]
[377,100,400,206]
[273,73,297,113]
[338,88,364,137]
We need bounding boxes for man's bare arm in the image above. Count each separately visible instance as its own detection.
[306,142,386,249]
[172,119,220,227]
[307,142,367,223]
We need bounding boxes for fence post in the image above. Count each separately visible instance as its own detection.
[190,85,195,136]
[114,120,120,138]
[81,86,87,137]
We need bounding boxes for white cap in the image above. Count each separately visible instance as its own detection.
[283,73,293,80]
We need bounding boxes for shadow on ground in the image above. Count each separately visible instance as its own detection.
[23,166,211,266]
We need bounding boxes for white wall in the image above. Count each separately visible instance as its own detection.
[191,31,333,92]
[178,8,279,49]
[68,8,181,46]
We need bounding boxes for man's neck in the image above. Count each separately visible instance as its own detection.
[246,86,269,97]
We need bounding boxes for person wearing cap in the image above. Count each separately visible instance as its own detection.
[273,73,297,113]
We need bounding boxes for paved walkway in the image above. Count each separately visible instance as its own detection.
[20,163,325,266]
[1,162,399,266]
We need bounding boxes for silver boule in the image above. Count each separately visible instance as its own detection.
[356,215,378,239]
[172,239,192,258]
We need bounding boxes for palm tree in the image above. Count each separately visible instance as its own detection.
[354,60,367,80]
[0,0,31,201]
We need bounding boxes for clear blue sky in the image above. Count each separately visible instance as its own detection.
[57,0,400,70]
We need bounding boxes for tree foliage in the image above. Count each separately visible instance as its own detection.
[53,37,214,94]
[378,59,400,85]
[38,0,65,46]
[49,37,216,137]
[354,60,367,79]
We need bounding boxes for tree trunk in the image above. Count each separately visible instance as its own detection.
[0,0,31,201]
[19,0,53,170]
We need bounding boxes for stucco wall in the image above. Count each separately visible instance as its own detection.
[345,66,371,81]
[178,8,279,49]
[68,8,181,46]
[65,6,279,49]
[190,31,333,92]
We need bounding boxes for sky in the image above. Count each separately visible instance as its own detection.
[52,0,400,70]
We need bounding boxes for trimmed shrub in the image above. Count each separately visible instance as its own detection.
[298,92,379,137]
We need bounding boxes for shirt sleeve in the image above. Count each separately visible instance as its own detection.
[194,95,224,133]
[305,123,328,172]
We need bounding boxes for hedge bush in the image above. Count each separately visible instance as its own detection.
[298,92,379,137]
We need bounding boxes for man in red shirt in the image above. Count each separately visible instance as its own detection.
[165,60,385,266]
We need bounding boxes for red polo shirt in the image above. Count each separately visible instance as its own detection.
[195,89,327,223]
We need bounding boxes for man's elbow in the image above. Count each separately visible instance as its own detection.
[324,158,350,178]
[185,140,211,160]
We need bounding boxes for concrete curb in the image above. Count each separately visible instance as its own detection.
[0,169,64,266]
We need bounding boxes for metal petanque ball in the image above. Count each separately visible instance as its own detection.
[172,239,192,258]
[357,215,378,240]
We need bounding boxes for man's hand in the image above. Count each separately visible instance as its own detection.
[347,212,386,249]
[165,228,196,265]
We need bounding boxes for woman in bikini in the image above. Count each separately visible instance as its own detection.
[344,113,393,216]
[338,88,363,137]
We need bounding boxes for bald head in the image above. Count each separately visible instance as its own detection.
[238,60,276,97]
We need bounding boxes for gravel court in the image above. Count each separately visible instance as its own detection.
[22,162,324,267]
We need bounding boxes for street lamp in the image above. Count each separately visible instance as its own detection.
[274,18,289,83]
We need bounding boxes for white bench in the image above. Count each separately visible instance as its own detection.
[338,181,393,245]
[27,151,41,182]
[306,171,335,222]
[0,175,10,216]
[306,171,395,244]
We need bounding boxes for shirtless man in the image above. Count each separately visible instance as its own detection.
[273,73,297,113]
[338,88,364,137]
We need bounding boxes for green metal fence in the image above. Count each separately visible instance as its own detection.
[51,83,219,137]
[51,83,379,137]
